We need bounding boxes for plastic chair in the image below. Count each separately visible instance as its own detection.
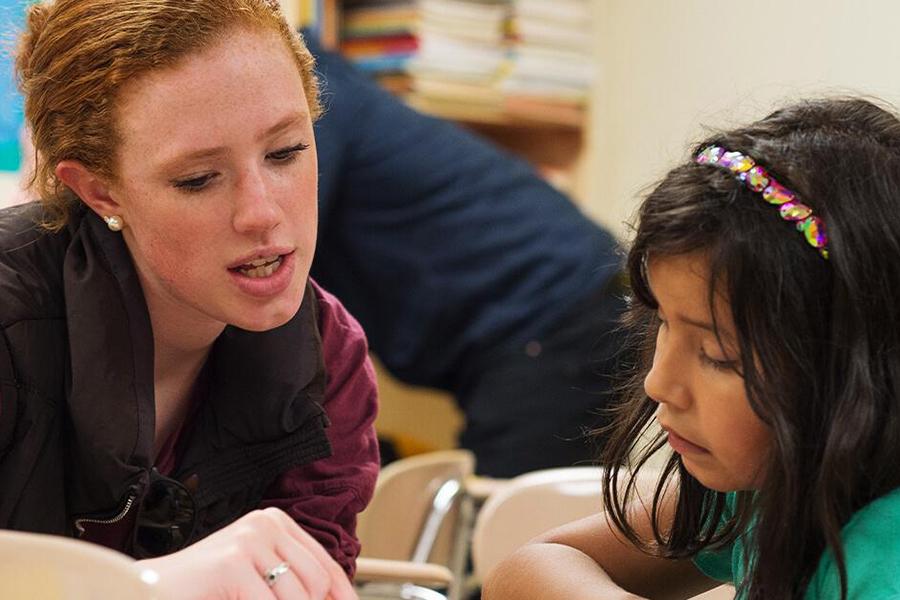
[355,449,475,600]
[471,466,610,582]
[0,530,158,599]
[470,466,734,599]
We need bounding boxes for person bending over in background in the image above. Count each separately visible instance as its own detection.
[308,36,628,477]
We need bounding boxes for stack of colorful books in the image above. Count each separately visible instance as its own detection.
[503,0,594,126]
[338,0,512,120]
[327,0,594,128]
[406,0,511,120]
[340,0,419,92]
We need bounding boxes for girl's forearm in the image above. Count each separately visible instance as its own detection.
[482,543,648,600]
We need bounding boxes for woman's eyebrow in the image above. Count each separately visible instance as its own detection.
[158,146,229,172]
[258,112,307,141]
[154,112,309,172]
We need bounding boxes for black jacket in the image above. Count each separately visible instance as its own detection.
[0,203,331,555]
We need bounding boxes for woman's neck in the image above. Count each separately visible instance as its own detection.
[128,256,227,375]
[148,311,221,459]
[151,315,222,379]
[132,266,227,457]
[147,294,223,407]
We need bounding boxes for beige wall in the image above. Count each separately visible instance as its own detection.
[585,0,900,241]
[278,0,301,29]
[0,174,20,209]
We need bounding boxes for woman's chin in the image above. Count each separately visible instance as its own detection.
[226,271,308,332]
[228,294,305,332]
[234,307,301,332]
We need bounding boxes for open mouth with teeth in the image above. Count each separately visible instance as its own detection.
[231,255,284,278]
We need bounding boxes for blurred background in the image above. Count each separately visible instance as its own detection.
[3,0,900,452]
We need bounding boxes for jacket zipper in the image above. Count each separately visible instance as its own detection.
[73,492,138,536]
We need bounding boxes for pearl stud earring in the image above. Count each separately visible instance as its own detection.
[104,215,124,232]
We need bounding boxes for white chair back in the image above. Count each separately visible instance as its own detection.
[471,466,608,580]
[470,466,734,599]
[355,450,475,600]
[357,449,474,566]
[0,530,157,599]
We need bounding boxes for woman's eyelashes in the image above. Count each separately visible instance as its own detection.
[171,142,311,193]
[266,142,309,163]
[173,172,217,193]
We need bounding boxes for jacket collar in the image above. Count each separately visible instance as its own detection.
[62,210,326,516]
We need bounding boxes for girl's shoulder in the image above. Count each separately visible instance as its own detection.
[842,486,900,532]
[807,487,900,599]
[692,492,741,584]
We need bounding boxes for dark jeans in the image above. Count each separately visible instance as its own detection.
[458,278,630,477]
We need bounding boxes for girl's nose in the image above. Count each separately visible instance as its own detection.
[643,328,691,409]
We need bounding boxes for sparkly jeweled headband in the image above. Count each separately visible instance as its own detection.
[696,146,829,259]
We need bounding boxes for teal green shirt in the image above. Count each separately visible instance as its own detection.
[693,488,900,599]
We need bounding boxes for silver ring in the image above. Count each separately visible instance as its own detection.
[263,561,290,588]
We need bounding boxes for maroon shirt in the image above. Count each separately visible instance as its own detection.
[254,281,380,576]
[2,281,379,576]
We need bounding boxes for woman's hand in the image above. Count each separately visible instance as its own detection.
[137,507,358,600]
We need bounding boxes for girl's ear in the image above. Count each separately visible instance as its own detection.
[55,160,124,220]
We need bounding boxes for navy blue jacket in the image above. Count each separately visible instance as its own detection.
[309,38,622,392]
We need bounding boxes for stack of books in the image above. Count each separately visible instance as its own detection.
[339,0,419,93]
[324,0,595,128]
[503,0,594,127]
[338,0,512,121]
[406,0,511,121]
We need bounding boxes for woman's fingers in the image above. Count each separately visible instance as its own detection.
[322,557,357,600]
[257,552,314,600]
[272,539,330,600]
[144,508,356,600]
[264,508,358,600]
[138,543,280,600]
[237,558,285,600]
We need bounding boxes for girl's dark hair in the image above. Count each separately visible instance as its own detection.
[601,97,900,599]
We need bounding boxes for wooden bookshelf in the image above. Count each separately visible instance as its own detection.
[405,93,585,130]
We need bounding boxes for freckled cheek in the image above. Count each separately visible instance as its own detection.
[279,180,318,241]
[284,173,316,209]
[142,226,209,284]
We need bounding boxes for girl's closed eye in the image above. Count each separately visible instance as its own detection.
[267,142,309,163]
[173,172,218,193]
[699,345,740,373]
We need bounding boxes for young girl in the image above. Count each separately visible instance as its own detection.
[483,97,900,599]
[2,0,377,597]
